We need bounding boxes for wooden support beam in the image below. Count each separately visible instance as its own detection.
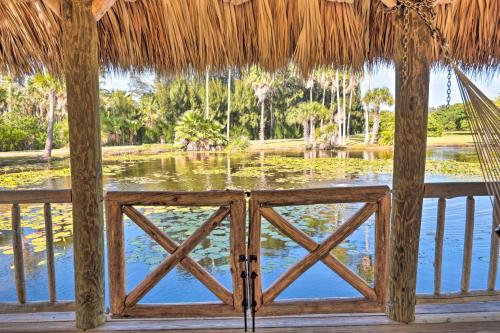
[387,3,432,323]
[61,0,105,330]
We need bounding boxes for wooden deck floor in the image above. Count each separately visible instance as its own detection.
[1,302,499,332]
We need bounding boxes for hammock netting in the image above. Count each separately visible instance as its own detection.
[453,65,500,228]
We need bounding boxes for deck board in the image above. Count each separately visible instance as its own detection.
[0,302,498,332]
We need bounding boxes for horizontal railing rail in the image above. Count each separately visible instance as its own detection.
[0,190,75,313]
[419,182,499,304]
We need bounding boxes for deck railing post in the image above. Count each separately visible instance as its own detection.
[387,3,432,323]
[61,0,105,329]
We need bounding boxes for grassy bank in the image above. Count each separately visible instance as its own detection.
[0,132,474,168]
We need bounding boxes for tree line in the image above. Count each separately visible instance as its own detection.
[1,64,484,155]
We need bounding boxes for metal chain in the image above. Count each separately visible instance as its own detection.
[400,5,410,86]
[389,0,454,96]
[446,64,452,108]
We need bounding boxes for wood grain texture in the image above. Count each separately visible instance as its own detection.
[0,301,75,314]
[121,205,233,306]
[62,0,105,329]
[0,190,71,204]
[105,201,126,316]
[124,206,230,307]
[387,5,432,324]
[251,186,389,206]
[488,197,499,291]
[260,207,377,301]
[461,196,475,293]
[434,198,446,295]
[247,198,263,310]
[263,203,377,304]
[105,191,244,206]
[229,198,247,312]
[44,204,57,303]
[375,194,391,305]
[121,303,239,318]
[424,182,493,198]
[11,204,26,304]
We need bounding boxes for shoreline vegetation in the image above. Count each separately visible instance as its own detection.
[0,133,481,189]
[0,131,475,161]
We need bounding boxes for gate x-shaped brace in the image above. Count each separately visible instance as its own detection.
[122,205,232,307]
[259,202,378,305]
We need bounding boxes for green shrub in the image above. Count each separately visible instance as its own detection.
[174,110,227,151]
[428,113,444,137]
[378,111,395,145]
[0,115,47,151]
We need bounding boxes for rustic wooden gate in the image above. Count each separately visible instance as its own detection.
[247,186,391,316]
[105,190,246,318]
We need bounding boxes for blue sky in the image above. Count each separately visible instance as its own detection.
[102,65,499,109]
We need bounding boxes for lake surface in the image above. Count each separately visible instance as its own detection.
[0,147,497,306]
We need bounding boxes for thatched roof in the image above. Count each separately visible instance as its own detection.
[0,0,498,76]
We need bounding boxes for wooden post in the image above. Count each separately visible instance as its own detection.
[61,0,105,329]
[387,4,432,323]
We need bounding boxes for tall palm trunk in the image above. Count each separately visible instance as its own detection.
[259,100,265,143]
[330,78,335,123]
[342,71,347,145]
[43,90,56,159]
[7,77,13,113]
[226,69,231,140]
[347,87,353,141]
[364,74,371,145]
[370,107,380,144]
[336,70,341,142]
[270,102,274,139]
[302,119,310,146]
[364,107,370,144]
[321,86,326,129]
[309,117,316,144]
[205,69,210,118]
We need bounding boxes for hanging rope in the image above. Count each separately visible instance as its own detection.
[394,0,500,231]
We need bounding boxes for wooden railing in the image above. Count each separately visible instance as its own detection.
[0,183,498,317]
[248,186,391,316]
[105,190,246,318]
[418,182,499,304]
[0,190,75,313]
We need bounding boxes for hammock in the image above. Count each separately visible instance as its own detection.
[453,65,500,234]
[398,0,500,235]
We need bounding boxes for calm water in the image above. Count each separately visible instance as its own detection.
[0,147,497,306]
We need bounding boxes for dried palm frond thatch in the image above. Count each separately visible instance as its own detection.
[0,0,498,76]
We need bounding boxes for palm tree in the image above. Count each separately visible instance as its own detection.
[29,73,63,158]
[364,74,371,144]
[287,102,311,146]
[205,68,210,118]
[246,66,273,144]
[226,68,231,140]
[346,72,360,142]
[363,87,394,144]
